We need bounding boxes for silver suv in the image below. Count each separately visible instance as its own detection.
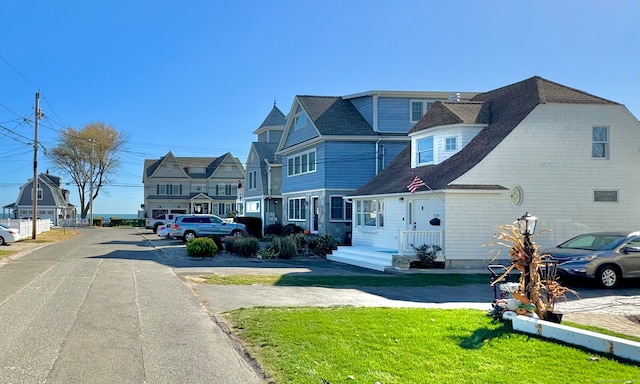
[170,214,247,242]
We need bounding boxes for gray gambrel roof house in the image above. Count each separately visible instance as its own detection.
[352,76,619,196]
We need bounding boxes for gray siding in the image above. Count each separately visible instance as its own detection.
[283,117,318,148]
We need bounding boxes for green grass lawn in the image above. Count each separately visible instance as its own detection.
[225,307,639,384]
[201,273,489,287]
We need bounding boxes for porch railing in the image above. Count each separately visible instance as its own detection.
[398,230,443,256]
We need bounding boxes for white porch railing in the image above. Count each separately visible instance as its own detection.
[0,219,52,238]
[398,230,443,256]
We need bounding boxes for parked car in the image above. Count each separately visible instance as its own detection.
[145,213,177,233]
[169,214,247,242]
[156,224,171,238]
[543,231,640,288]
[0,224,22,245]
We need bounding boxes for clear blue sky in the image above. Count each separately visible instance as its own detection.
[1,0,638,215]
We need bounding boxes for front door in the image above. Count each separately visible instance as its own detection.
[311,197,319,233]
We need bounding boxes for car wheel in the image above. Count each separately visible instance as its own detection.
[231,229,243,238]
[0,236,5,245]
[183,231,196,242]
[153,223,160,234]
[597,265,620,289]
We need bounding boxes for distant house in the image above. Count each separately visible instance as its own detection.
[277,90,476,243]
[142,152,245,221]
[329,76,640,271]
[7,171,76,225]
[243,105,286,232]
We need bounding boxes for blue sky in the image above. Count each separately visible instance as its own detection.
[1,0,638,215]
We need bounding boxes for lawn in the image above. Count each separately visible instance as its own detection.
[201,273,489,287]
[225,307,639,384]
[0,228,78,259]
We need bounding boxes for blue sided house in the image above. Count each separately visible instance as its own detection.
[277,90,476,243]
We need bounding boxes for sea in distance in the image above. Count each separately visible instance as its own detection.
[0,213,141,220]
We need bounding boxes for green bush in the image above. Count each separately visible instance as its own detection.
[307,234,338,256]
[257,246,279,259]
[186,237,218,257]
[110,217,123,226]
[264,223,283,236]
[223,236,236,253]
[231,237,260,257]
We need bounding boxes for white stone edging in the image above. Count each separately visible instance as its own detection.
[511,315,640,363]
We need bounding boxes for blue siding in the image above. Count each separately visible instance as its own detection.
[324,142,378,188]
[349,96,374,127]
[283,116,318,148]
[380,141,409,169]
[281,144,325,193]
[377,97,414,133]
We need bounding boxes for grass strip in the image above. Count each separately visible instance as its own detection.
[226,307,640,384]
[201,273,489,287]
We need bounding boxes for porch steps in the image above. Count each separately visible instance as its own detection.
[328,246,396,272]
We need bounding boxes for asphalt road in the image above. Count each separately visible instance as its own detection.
[0,228,263,384]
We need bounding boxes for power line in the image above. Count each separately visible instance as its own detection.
[0,55,39,90]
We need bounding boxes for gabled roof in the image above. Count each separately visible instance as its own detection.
[256,105,286,131]
[250,141,279,192]
[144,151,239,180]
[297,96,375,136]
[353,76,619,196]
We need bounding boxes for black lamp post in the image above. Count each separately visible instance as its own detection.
[516,212,538,301]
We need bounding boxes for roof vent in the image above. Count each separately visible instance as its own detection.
[448,92,460,102]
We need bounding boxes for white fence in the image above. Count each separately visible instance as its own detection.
[0,219,52,238]
[398,230,443,256]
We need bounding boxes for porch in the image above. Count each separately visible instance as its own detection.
[328,231,443,272]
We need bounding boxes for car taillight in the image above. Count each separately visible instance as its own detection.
[172,224,179,229]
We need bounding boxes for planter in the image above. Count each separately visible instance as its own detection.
[543,311,563,323]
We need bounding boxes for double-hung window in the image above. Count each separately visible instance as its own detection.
[330,196,353,221]
[288,197,307,221]
[287,150,316,176]
[592,126,609,158]
[248,170,257,190]
[417,136,434,164]
[410,100,435,123]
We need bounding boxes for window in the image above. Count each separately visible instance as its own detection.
[192,184,206,193]
[330,196,353,221]
[248,170,257,190]
[594,190,618,202]
[417,137,434,164]
[246,201,260,213]
[217,203,236,215]
[592,126,609,158]
[33,187,43,200]
[189,167,206,174]
[294,112,308,130]
[410,100,435,123]
[445,137,457,151]
[356,200,384,228]
[286,150,316,177]
[288,197,307,221]
[157,184,182,195]
[216,184,237,196]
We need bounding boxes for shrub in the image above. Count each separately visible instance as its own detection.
[307,234,338,256]
[232,237,260,257]
[223,236,236,253]
[273,236,298,259]
[411,244,442,264]
[186,237,218,257]
[264,223,283,236]
[257,246,279,259]
[282,223,303,237]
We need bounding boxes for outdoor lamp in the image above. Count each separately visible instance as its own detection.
[516,212,537,236]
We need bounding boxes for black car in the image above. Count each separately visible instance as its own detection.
[543,231,640,288]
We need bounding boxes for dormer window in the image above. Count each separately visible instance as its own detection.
[410,100,435,123]
[417,136,434,164]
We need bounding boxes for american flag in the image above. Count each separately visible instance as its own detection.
[407,176,427,194]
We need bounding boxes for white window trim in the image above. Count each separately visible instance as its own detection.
[294,111,308,130]
[288,197,307,221]
[410,100,435,123]
[445,136,458,151]
[417,136,434,165]
[592,126,609,159]
[286,149,316,177]
[355,199,384,229]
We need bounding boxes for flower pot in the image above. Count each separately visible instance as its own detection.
[543,311,563,323]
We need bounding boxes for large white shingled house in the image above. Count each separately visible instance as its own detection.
[329,76,640,271]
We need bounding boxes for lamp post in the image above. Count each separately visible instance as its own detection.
[516,212,538,302]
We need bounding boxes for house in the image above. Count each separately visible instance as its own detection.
[242,105,286,232]
[7,171,76,225]
[331,76,640,271]
[277,90,476,243]
[142,151,245,222]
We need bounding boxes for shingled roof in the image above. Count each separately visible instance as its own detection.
[353,76,619,196]
[257,105,286,130]
[143,151,229,179]
[296,96,376,136]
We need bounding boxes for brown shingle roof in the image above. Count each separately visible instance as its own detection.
[353,76,618,196]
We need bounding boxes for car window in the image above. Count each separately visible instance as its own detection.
[624,239,640,250]
[559,234,626,251]
[211,216,222,224]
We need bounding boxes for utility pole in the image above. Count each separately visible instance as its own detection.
[32,92,41,239]
[89,139,94,226]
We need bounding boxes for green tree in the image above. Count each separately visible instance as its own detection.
[48,122,127,219]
